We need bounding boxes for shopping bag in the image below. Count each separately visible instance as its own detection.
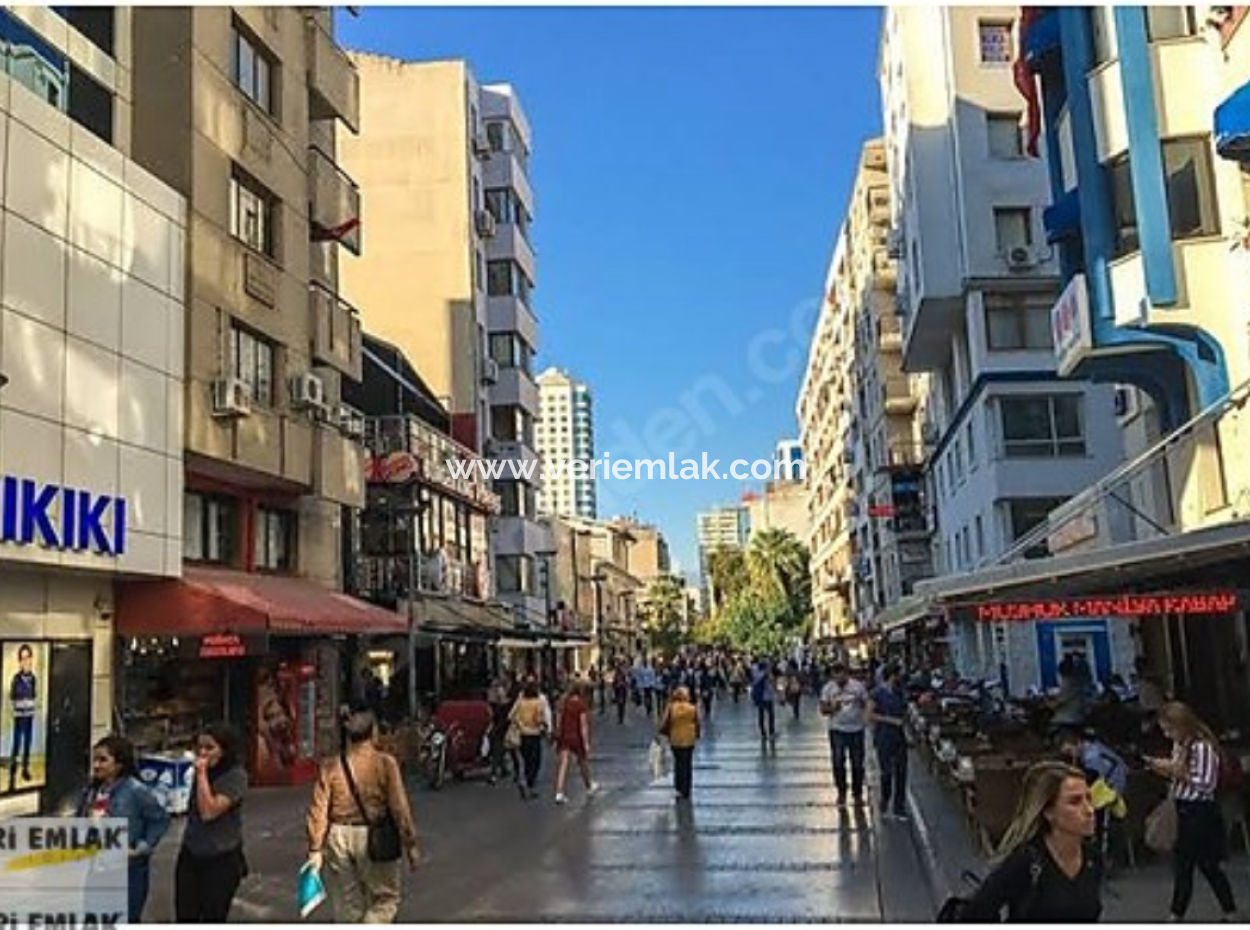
[298,860,328,919]
[648,739,667,780]
[1145,797,1178,853]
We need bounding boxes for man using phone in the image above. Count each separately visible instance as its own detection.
[820,663,867,807]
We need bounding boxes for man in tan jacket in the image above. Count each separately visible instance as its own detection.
[306,710,420,922]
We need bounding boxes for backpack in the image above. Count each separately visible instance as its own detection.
[750,676,767,705]
[936,847,1043,922]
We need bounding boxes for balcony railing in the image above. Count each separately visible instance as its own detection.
[884,375,917,414]
[308,145,361,255]
[356,552,488,602]
[310,283,362,380]
[307,18,360,132]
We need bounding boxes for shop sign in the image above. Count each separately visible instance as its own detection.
[188,633,268,660]
[0,475,127,556]
[1051,273,1093,378]
[956,591,1242,623]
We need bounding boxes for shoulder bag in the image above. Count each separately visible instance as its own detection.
[341,753,403,863]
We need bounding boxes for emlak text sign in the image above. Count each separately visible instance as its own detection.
[954,591,1242,623]
[0,817,127,927]
[0,476,127,556]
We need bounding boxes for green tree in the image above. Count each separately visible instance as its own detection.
[640,573,688,654]
[706,546,747,610]
[709,530,814,656]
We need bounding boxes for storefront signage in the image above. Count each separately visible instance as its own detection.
[0,476,127,556]
[956,591,1242,623]
[1051,273,1093,378]
[189,633,267,660]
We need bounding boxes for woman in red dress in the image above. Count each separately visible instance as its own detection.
[553,681,599,804]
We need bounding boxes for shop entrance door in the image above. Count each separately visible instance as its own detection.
[44,642,92,814]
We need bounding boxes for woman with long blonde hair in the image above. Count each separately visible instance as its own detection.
[960,761,1102,922]
[1146,702,1240,921]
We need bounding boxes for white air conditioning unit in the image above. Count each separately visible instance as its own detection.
[211,377,252,417]
[472,131,492,158]
[475,210,497,238]
[480,357,499,385]
[1006,245,1037,270]
[338,404,366,439]
[289,372,326,411]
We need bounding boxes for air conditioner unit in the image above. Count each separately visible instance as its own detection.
[1006,245,1037,270]
[472,131,492,158]
[480,357,500,385]
[289,372,326,411]
[211,377,252,417]
[475,210,497,238]
[338,404,366,439]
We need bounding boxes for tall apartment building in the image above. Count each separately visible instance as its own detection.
[878,6,1127,688]
[536,366,597,518]
[697,503,750,608]
[0,7,187,815]
[117,8,399,787]
[341,58,546,628]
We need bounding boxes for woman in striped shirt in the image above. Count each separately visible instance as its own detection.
[1146,702,1240,922]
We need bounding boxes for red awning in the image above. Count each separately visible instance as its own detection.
[116,567,407,637]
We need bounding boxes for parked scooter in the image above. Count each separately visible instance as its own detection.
[417,700,494,789]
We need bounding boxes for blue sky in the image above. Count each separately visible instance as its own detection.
[338,6,885,579]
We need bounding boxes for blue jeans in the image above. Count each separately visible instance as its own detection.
[129,857,151,923]
[876,737,908,815]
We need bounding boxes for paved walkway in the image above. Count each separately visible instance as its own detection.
[145,696,933,922]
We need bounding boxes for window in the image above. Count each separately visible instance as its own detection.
[495,480,537,518]
[230,170,275,257]
[254,506,294,571]
[184,492,236,564]
[1090,7,1117,64]
[486,188,510,224]
[1146,6,1197,41]
[1108,138,1220,256]
[489,333,534,374]
[975,515,985,560]
[231,324,275,406]
[966,422,977,471]
[486,261,513,297]
[987,113,1023,159]
[496,554,535,594]
[1007,497,1068,542]
[1000,395,1086,458]
[984,293,1053,350]
[232,22,274,114]
[993,207,1033,252]
[69,65,113,144]
[979,20,1014,65]
[486,120,507,152]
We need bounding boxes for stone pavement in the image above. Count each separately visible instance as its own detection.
[906,738,1250,922]
[145,695,935,922]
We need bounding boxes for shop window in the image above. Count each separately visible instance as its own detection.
[230,168,277,258]
[230,324,275,407]
[184,492,237,564]
[232,20,275,115]
[254,506,295,572]
[1001,394,1086,458]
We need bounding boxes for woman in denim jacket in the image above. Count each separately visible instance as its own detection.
[77,735,170,922]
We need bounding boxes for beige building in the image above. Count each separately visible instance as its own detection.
[536,366,596,518]
[610,517,670,584]
[745,480,809,544]
[558,514,644,667]
[341,56,547,628]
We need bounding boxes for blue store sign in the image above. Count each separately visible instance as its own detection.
[0,475,127,556]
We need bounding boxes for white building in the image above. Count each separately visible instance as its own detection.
[0,7,186,815]
[880,7,1126,686]
[536,366,596,518]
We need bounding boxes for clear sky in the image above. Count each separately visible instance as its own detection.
[337,6,885,580]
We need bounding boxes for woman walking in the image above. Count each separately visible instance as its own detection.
[174,724,249,922]
[1146,702,1240,922]
[509,677,548,800]
[961,761,1102,922]
[486,676,513,785]
[659,686,700,801]
[77,735,169,923]
[306,709,420,922]
[553,681,599,803]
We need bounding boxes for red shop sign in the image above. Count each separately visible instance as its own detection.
[954,591,1243,623]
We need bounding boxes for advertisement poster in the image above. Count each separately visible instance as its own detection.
[254,664,300,783]
[0,641,51,795]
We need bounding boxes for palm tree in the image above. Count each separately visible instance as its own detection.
[641,573,688,652]
[706,547,747,609]
[746,529,808,603]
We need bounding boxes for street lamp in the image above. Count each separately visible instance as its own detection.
[589,571,607,670]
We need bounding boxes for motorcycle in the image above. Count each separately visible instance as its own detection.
[417,700,494,790]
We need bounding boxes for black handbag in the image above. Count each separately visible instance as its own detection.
[341,753,403,863]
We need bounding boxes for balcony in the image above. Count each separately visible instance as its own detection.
[306,18,360,132]
[355,553,489,602]
[486,222,537,285]
[883,375,917,415]
[310,283,362,380]
[873,250,896,289]
[308,146,361,255]
[876,442,925,471]
[878,314,903,353]
[364,414,500,514]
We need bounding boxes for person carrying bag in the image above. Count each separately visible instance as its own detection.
[306,710,420,923]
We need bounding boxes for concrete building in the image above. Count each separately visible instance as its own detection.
[613,517,670,585]
[117,7,401,788]
[340,57,547,630]
[696,503,750,609]
[775,438,804,478]
[877,7,1126,686]
[0,6,186,815]
[558,514,643,667]
[536,366,597,518]
[745,480,810,547]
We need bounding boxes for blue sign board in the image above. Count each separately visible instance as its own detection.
[0,476,127,556]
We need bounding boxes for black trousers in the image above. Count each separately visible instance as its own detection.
[830,730,865,800]
[1171,800,1237,917]
[877,739,908,815]
[519,735,543,789]
[756,702,776,738]
[174,846,246,922]
[672,746,694,799]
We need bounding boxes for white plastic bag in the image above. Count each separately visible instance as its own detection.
[648,739,667,780]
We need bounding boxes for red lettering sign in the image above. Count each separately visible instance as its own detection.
[200,633,248,659]
[959,591,1242,622]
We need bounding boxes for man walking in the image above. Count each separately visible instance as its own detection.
[750,659,776,743]
[868,665,910,821]
[819,663,867,807]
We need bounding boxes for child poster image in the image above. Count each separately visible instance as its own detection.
[0,642,50,795]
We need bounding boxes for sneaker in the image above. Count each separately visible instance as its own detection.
[554,793,568,805]
[891,810,910,822]
[587,782,600,796]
